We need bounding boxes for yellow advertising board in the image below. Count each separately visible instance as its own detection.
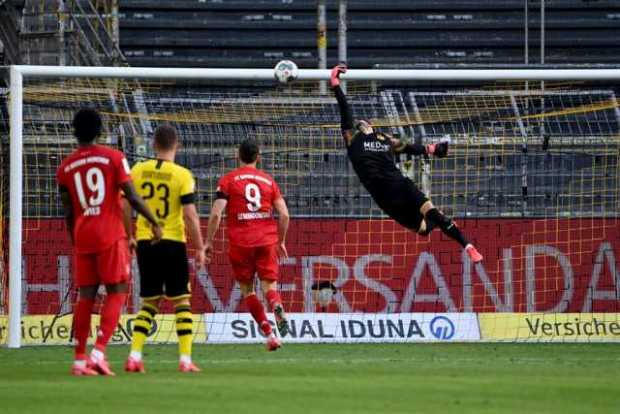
[0,314,206,346]
[479,313,620,342]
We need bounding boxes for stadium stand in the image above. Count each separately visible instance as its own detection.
[0,1,618,220]
[0,0,124,66]
[119,0,620,67]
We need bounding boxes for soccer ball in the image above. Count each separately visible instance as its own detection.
[274,60,298,84]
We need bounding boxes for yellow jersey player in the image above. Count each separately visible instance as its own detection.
[124,124,205,373]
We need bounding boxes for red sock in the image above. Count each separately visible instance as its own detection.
[245,294,272,336]
[265,289,282,312]
[73,298,95,359]
[94,292,126,352]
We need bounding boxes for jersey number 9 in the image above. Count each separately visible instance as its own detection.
[245,183,262,212]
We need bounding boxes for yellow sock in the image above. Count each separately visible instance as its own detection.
[175,304,193,359]
[130,303,158,355]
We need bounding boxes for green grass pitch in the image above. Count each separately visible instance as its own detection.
[0,343,619,414]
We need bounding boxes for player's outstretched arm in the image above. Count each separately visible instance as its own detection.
[59,186,75,245]
[330,64,354,145]
[273,197,290,258]
[390,138,449,158]
[204,198,227,264]
[120,181,162,243]
[183,203,205,269]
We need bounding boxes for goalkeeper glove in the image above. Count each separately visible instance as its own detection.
[427,142,449,158]
[330,64,347,88]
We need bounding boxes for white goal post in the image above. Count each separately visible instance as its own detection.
[7,65,620,348]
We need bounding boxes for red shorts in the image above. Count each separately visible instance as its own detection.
[229,243,279,283]
[74,238,130,287]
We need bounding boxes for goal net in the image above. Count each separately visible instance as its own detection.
[1,67,619,347]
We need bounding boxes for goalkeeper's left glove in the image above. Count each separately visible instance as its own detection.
[427,141,449,158]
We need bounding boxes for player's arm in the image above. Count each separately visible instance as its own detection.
[120,181,162,243]
[121,198,136,253]
[389,137,449,158]
[58,185,74,245]
[204,198,227,265]
[330,64,354,146]
[273,197,290,259]
[179,171,205,267]
[183,202,205,269]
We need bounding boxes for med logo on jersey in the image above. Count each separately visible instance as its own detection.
[363,139,391,153]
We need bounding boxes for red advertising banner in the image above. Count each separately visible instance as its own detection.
[19,218,620,315]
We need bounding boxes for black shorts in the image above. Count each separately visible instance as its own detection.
[136,240,191,300]
[374,180,429,232]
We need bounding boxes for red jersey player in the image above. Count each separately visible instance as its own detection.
[56,109,162,376]
[205,139,290,351]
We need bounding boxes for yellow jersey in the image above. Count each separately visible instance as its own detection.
[131,159,196,243]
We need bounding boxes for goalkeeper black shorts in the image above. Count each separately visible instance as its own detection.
[136,240,191,300]
[373,180,430,232]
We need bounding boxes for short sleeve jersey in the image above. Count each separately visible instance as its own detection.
[131,159,196,243]
[216,166,282,247]
[56,144,132,254]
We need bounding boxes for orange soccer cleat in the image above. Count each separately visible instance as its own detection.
[465,244,483,263]
[265,335,281,352]
[71,363,98,376]
[178,361,202,373]
[87,356,116,376]
[125,357,146,374]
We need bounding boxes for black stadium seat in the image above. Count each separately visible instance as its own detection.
[118,0,620,68]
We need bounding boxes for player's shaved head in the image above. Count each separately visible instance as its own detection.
[355,119,374,135]
[239,139,260,164]
[73,108,102,143]
[154,124,179,151]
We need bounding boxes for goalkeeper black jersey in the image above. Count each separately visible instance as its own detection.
[346,131,429,230]
[346,132,410,197]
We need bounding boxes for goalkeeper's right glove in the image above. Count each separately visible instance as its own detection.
[330,64,347,88]
[427,141,449,158]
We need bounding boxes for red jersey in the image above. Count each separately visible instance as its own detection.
[216,166,282,247]
[56,144,132,254]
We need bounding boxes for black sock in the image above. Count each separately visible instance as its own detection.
[425,208,469,248]
[443,221,469,248]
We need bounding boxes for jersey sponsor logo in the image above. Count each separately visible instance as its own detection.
[237,212,271,220]
[141,170,172,181]
[363,141,391,152]
[234,174,272,186]
[63,156,110,173]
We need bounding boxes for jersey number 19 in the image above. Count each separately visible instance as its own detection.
[74,167,105,216]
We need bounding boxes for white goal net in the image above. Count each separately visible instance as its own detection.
[1,67,619,347]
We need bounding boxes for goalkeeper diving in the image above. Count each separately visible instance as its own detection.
[330,64,483,263]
